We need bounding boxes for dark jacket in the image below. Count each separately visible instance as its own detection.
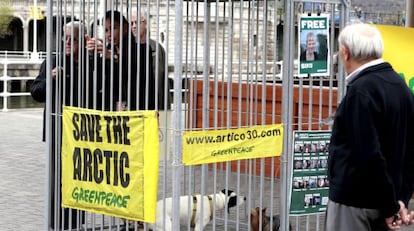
[328,62,414,218]
[30,54,86,141]
[30,54,86,229]
[128,43,155,110]
[88,35,155,111]
[148,39,171,110]
[88,34,136,111]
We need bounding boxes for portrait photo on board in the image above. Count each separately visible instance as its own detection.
[298,14,330,76]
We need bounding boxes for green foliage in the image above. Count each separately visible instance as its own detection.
[0,0,14,38]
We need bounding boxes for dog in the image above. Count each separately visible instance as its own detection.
[149,189,246,231]
[251,207,292,231]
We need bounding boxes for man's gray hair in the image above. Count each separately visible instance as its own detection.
[131,8,149,23]
[140,10,149,23]
[338,23,383,61]
[63,21,86,35]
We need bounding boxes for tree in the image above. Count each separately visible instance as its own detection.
[0,0,13,38]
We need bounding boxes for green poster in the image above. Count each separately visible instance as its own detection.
[298,14,330,76]
[289,131,331,215]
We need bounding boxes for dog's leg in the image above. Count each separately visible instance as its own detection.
[193,215,211,231]
[165,219,173,231]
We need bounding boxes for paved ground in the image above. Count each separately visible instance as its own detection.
[0,108,45,230]
[2,108,414,231]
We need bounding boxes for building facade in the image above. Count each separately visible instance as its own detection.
[2,0,405,59]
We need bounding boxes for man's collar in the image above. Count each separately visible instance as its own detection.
[345,59,384,85]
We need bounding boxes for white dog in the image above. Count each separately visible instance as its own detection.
[149,189,246,231]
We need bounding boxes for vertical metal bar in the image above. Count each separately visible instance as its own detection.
[162,2,172,230]
[237,6,252,220]
[200,2,211,229]
[261,1,268,124]
[252,1,259,126]
[213,1,219,129]
[78,1,85,109]
[172,0,184,230]
[184,3,194,228]
[281,0,295,230]
[327,2,335,128]
[220,1,226,133]
[236,1,243,131]
[69,0,75,107]
[125,2,133,116]
[246,3,257,219]
[337,0,349,101]
[144,4,151,110]
[202,0,211,130]
[235,2,243,229]
[212,1,220,227]
[154,0,161,110]
[225,3,235,229]
[85,0,91,110]
[44,0,53,229]
[308,79,313,130]
[259,3,268,230]
[186,0,195,129]
[406,0,414,27]
[109,2,116,111]
[58,2,64,227]
[270,0,280,228]
[1,62,8,112]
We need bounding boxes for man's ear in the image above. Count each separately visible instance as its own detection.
[341,45,350,61]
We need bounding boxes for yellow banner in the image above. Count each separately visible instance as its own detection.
[183,124,284,165]
[376,25,414,93]
[61,106,159,223]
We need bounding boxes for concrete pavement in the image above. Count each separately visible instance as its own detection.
[0,108,45,230]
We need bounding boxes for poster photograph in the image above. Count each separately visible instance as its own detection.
[298,14,330,77]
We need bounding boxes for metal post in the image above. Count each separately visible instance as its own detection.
[1,62,9,112]
[281,0,295,230]
[172,0,184,230]
[200,2,211,229]
[406,0,414,27]
[44,0,52,229]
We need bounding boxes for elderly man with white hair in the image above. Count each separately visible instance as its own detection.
[131,9,171,110]
[325,23,414,231]
[31,21,87,230]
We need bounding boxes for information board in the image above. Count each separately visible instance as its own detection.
[289,131,331,215]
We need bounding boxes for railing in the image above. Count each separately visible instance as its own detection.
[363,12,405,25]
[11,0,52,6]
[0,51,47,60]
[0,57,43,112]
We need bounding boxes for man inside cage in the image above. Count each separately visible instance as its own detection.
[131,9,170,110]
[86,10,155,111]
[31,20,86,230]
